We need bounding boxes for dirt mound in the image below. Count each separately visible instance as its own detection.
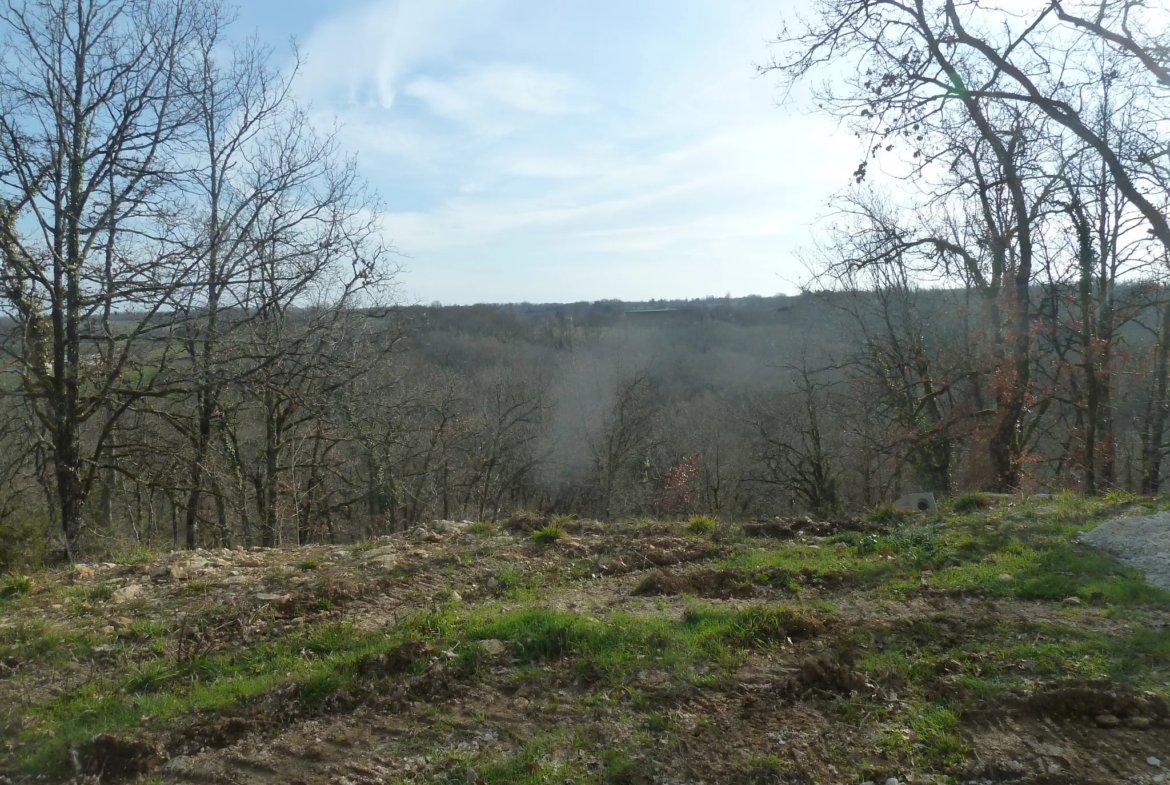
[632,568,755,598]
[740,517,875,539]
[505,509,548,532]
[595,536,715,574]
[81,733,162,780]
[356,640,433,677]
[1002,679,1169,726]
[169,716,255,756]
[779,655,869,698]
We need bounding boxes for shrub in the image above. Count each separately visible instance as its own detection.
[468,521,496,536]
[0,507,53,573]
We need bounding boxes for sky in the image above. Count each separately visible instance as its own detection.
[233,0,862,305]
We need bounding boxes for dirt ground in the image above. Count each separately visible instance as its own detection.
[2,508,1168,785]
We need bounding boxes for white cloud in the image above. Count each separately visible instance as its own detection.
[290,0,864,303]
[403,65,588,132]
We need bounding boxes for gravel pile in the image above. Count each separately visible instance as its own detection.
[1079,511,1170,589]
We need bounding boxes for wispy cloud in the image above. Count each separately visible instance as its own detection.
[289,0,862,303]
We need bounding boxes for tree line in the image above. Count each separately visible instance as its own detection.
[3,0,1170,564]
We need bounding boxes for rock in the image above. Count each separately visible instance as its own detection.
[1034,506,1058,515]
[1080,512,1170,589]
[167,565,187,581]
[1094,713,1120,728]
[998,573,1014,582]
[486,576,499,590]
[1062,597,1082,606]
[221,575,249,586]
[412,527,428,539]
[894,492,936,513]
[1150,757,1162,767]
[450,591,463,602]
[480,639,506,656]
[164,756,196,773]
[111,584,144,603]
[99,625,115,636]
[254,592,284,601]
[149,565,170,582]
[1126,716,1152,729]
[885,778,900,785]
[188,557,208,570]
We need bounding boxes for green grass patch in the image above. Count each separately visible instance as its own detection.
[531,524,565,545]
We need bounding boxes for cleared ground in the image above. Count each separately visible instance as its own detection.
[1,494,1168,784]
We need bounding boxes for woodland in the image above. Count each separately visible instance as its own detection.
[3,0,1170,564]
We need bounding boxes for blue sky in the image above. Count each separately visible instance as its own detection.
[234,0,861,304]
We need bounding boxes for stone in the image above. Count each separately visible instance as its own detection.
[1150,757,1162,767]
[998,574,1014,582]
[486,576,499,590]
[1034,506,1058,515]
[221,575,249,586]
[149,565,170,582]
[1062,597,1082,606]
[1125,716,1152,730]
[480,639,506,656]
[450,591,463,602]
[412,527,428,539]
[894,492,936,513]
[112,584,144,603]
[188,557,208,570]
[167,565,188,581]
[886,778,901,785]
[1094,713,1120,728]
[254,592,284,601]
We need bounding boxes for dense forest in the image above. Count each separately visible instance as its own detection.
[3,0,1170,564]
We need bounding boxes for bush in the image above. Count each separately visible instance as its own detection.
[0,507,53,573]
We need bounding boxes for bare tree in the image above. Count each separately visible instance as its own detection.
[0,0,204,556]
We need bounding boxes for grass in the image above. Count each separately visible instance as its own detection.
[4,493,1169,781]
[949,491,989,513]
[6,600,830,774]
[0,573,31,601]
[686,514,718,536]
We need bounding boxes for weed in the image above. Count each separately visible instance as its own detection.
[531,524,565,545]
[297,557,321,571]
[548,512,577,526]
[468,521,496,535]
[0,574,31,601]
[686,515,717,535]
[866,500,904,523]
[950,491,989,513]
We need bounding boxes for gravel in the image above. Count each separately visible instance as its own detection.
[1079,512,1170,589]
